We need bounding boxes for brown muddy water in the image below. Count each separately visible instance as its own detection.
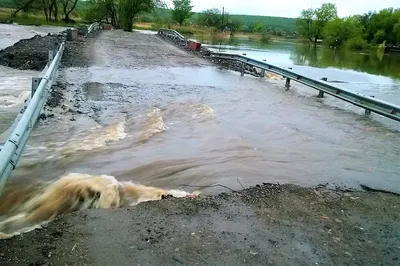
[1,29,400,195]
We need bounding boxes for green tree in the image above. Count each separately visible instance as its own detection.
[196,8,220,28]
[172,0,192,27]
[296,8,315,42]
[362,8,400,45]
[252,22,264,33]
[84,0,119,27]
[120,0,157,31]
[151,1,171,25]
[323,16,362,47]
[60,0,79,23]
[297,3,337,43]
[394,22,400,44]
[225,16,242,35]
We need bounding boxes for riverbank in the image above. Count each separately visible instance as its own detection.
[0,28,399,265]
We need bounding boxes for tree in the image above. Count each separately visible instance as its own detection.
[119,0,158,31]
[10,0,36,17]
[225,16,242,35]
[394,22,400,44]
[172,0,192,27]
[59,0,79,23]
[151,1,171,25]
[252,22,264,33]
[84,0,119,27]
[196,8,220,28]
[323,16,362,48]
[296,3,337,43]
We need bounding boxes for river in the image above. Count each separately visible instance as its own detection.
[194,35,400,106]
[1,27,400,194]
[0,24,65,139]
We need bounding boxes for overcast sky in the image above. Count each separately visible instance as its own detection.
[167,0,400,18]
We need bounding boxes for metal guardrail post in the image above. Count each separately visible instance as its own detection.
[0,42,65,192]
[285,78,291,90]
[31,78,42,97]
[260,69,265,78]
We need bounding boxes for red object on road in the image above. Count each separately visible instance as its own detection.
[103,24,113,30]
[188,40,201,51]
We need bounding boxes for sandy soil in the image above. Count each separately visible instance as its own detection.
[0,29,399,266]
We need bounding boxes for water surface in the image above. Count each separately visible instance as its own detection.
[193,35,400,106]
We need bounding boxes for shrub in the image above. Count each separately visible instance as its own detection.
[345,37,369,51]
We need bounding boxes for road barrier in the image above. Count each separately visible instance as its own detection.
[211,52,400,122]
[158,28,187,44]
[86,22,100,36]
[0,42,65,192]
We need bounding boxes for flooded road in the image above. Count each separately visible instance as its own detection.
[196,36,400,106]
[4,30,400,194]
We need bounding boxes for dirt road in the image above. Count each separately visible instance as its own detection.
[0,30,399,266]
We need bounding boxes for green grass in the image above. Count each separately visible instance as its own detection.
[0,8,84,27]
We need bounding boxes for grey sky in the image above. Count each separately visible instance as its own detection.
[167,0,400,18]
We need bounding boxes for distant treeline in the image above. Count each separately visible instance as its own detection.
[0,0,297,35]
[138,8,297,36]
[297,3,400,50]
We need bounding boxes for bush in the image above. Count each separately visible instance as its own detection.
[260,31,271,44]
[139,14,154,23]
[345,37,369,50]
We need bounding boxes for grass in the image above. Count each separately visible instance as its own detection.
[0,8,84,27]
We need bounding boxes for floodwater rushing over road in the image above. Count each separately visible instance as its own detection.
[3,30,400,195]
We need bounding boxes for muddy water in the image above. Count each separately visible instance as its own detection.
[0,24,65,50]
[0,66,39,137]
[0,24,65,137]
[5,30,400,194]
[196,36,400,106]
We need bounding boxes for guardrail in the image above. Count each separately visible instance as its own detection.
[158,28,187,43]
[211,52,400,122]
[0,42,65,191]
[86,22,100,36]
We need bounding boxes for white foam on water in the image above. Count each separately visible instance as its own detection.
[0,91,30,108]
[56,116,128,157]
[192,104,214,119]
[0,172,198,239]
[136,108,167,142]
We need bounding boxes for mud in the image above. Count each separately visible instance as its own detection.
[61,30,101,68]
[0,34,65,70]
[1,183,399,265]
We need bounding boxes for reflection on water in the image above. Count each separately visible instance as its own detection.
[195,35,400,105]
[291,44,400,80]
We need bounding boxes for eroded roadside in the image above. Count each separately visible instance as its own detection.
[1,183,399,265]
[0,30,399,266]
